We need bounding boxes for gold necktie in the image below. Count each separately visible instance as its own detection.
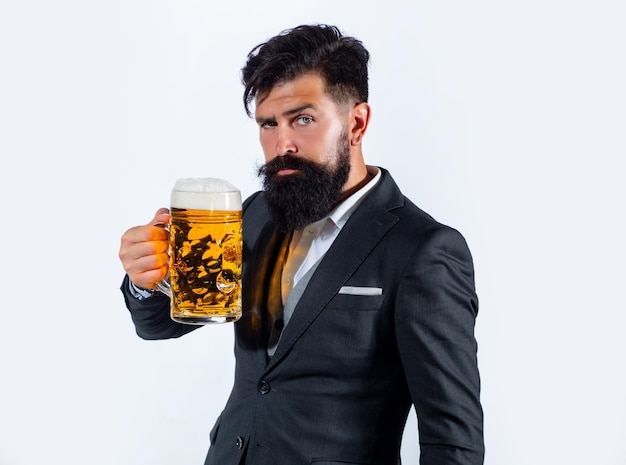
[267,230,292,352]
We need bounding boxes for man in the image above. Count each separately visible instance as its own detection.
[119,24,484,464]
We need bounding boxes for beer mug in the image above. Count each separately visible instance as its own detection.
[155,178,243,324]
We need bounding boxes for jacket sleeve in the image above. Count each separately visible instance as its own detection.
[395,226,484,464]
[120,274,199,340]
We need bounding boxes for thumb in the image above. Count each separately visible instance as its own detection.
[148,207,170,227]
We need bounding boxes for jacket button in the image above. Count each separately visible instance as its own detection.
[258,380,270,394]
[236,435,244,449]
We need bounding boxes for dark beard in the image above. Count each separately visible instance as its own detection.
[257,138,351,232]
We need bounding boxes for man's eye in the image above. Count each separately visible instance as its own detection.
[296,116,313,125]
[261,121,277,129]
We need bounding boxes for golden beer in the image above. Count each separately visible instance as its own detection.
[167,179,242,324]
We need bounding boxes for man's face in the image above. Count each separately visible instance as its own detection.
[255,73,352,231]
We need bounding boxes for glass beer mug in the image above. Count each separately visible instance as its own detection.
[155,178,243,324]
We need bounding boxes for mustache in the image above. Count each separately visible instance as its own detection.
[257,155,323,178]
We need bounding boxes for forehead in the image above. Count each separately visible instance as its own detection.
[255,73,337,116]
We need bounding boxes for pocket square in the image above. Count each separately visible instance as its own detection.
[338,286,383,296]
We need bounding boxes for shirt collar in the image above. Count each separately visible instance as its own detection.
[327,166,381,230]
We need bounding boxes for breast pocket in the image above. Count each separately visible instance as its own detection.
[310,293,387,361]
[328,293,386,311]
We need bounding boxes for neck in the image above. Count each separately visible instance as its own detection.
[336,167,375,204]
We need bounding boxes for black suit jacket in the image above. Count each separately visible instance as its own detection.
[121,169,484,464]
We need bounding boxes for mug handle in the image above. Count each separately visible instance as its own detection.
[154,279,172,298]
[153,220,173,299]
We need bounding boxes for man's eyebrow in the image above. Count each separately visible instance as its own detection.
[255,116,274,125]
[255,103,317,124]
[282,103,316,116]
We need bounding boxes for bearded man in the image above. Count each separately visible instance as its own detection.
[119,24,484,465]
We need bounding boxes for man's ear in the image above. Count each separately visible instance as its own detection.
[350,102,371,146]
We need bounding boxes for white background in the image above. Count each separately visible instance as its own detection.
[1,1,625,464]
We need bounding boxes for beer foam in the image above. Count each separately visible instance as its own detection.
[171,178,242,211]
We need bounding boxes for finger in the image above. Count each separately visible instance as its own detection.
[122,247,169,276]
[129,265,169,290]
[123,238,169,260]
[120,224,168,246]
[148,208,170,227]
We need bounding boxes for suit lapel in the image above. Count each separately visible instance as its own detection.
[266,170,404,370]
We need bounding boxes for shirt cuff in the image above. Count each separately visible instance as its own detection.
[128,281,155,300]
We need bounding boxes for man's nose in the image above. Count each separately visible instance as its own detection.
[275,128,297,155]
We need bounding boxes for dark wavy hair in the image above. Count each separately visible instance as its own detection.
[241,24,370,117]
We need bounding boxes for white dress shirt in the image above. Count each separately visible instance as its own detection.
[281,167,381,304]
